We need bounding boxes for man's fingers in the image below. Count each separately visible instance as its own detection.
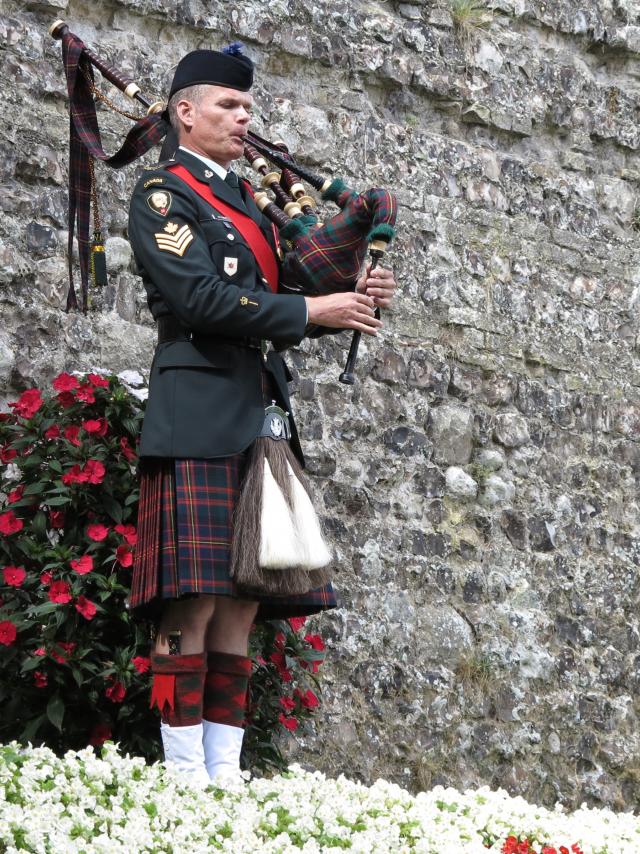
[365,286,395,298]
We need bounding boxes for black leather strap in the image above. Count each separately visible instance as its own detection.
[156,315,264,350]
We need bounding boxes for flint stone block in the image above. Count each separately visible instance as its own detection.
[383,426,431,457]
[407,351,450,394]
[445,466,478,501]
[372,348,407,385]
[105,237,133,273]
[26,222,57,255]
[479,475,515,508]
[429,404,474,465]
[493,412,530,448]
[417,605,474,667]
[475,449,505,471]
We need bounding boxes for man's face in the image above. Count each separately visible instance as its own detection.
[177,85,252,168]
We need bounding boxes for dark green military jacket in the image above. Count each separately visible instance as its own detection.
[128,147,308,461]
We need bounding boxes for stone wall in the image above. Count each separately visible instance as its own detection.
[2,0,640,810]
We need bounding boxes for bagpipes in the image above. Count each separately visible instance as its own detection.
[50,20,398,385]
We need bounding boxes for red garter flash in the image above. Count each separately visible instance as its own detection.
[149,673,176,713]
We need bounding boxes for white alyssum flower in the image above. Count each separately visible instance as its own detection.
[0,743,638,853]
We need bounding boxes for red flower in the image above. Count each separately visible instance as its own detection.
[76,384,96,404]
[89,722,112,746]
[119,436,137,463]
[116,544,133,568]
[62,464,88,486]
[49,510,65,529]
[57,391,76,408]
[0,621,17,645]
[279,696,296,712]
[75,595,97,620]
[52,373,79,392]
[82,418,108,436]
[105,679,126,703]
[40,572,52,586]
[288,616,307,632]
[34,647,46,656]
[7,484,24,504]
[44,425,61,440]
[0,511,23,535]
[115,524,137,545]
[278,713,298,732]
[63,425,81,447]
[87,523,109,541]
[300,689,320,710]
[304,633,325,652]
[10,389,43,419]
[269,651,293,682]
[274,631,285,649]
[3,565,26,587]
[87,373,110,388]
[48,580,72,604]
[34,671,48,688]
[83,459,105,484]
[58,641,76,656]
[132,656,151,674]
[70,555,93,575]
[0,446,16,463]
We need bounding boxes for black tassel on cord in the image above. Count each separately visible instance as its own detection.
[90,229,108,286]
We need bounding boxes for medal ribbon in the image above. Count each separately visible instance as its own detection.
[168,164,279,293]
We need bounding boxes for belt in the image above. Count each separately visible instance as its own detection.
[157,316,266,351]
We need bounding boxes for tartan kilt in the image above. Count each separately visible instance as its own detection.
[129,453,337,621]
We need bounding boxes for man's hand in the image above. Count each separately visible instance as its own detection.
[304,292,382,336]
[355,265,397,309]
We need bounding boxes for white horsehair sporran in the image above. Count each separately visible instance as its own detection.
[230,403,332,595]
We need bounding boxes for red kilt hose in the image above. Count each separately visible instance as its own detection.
[130,455,337,620]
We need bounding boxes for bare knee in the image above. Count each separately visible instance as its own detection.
[156,596,216,655]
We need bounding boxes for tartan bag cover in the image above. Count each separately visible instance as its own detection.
[60,30,168,311]
[283,187,397,295]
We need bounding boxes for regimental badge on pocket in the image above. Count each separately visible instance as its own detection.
[224,257,238,276]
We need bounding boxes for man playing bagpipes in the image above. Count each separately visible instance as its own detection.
[126,46,398,783]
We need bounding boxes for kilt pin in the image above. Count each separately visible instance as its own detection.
[128,133,337,781]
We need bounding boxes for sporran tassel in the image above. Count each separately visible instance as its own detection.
[230,426,332,596]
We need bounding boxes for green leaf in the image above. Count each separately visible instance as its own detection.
[21,714,47,742]
[31,511,48,539]
[45,496,71,506]
[48,458,63,474]
[24,481,48,496]
[46,694,65,731]
[101,494,123,524]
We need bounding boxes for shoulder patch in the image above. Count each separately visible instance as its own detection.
[144,176,165,189]
[147,190,172,217]
[154,222,193,257]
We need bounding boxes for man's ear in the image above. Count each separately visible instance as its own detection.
[176,99,196,130]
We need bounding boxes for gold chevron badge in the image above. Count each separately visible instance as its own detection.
[154,222,194,257]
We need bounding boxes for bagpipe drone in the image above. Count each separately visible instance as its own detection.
[50,20,398,385]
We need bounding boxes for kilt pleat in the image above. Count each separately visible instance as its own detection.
[130,455,337,621]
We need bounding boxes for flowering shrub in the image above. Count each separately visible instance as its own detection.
[1,743,638,853]
[245,617,325,771]
[0,372,325,769]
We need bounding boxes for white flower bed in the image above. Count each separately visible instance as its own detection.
[0,743,638,853]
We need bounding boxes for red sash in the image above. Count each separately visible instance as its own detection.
[168,163,279,293]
